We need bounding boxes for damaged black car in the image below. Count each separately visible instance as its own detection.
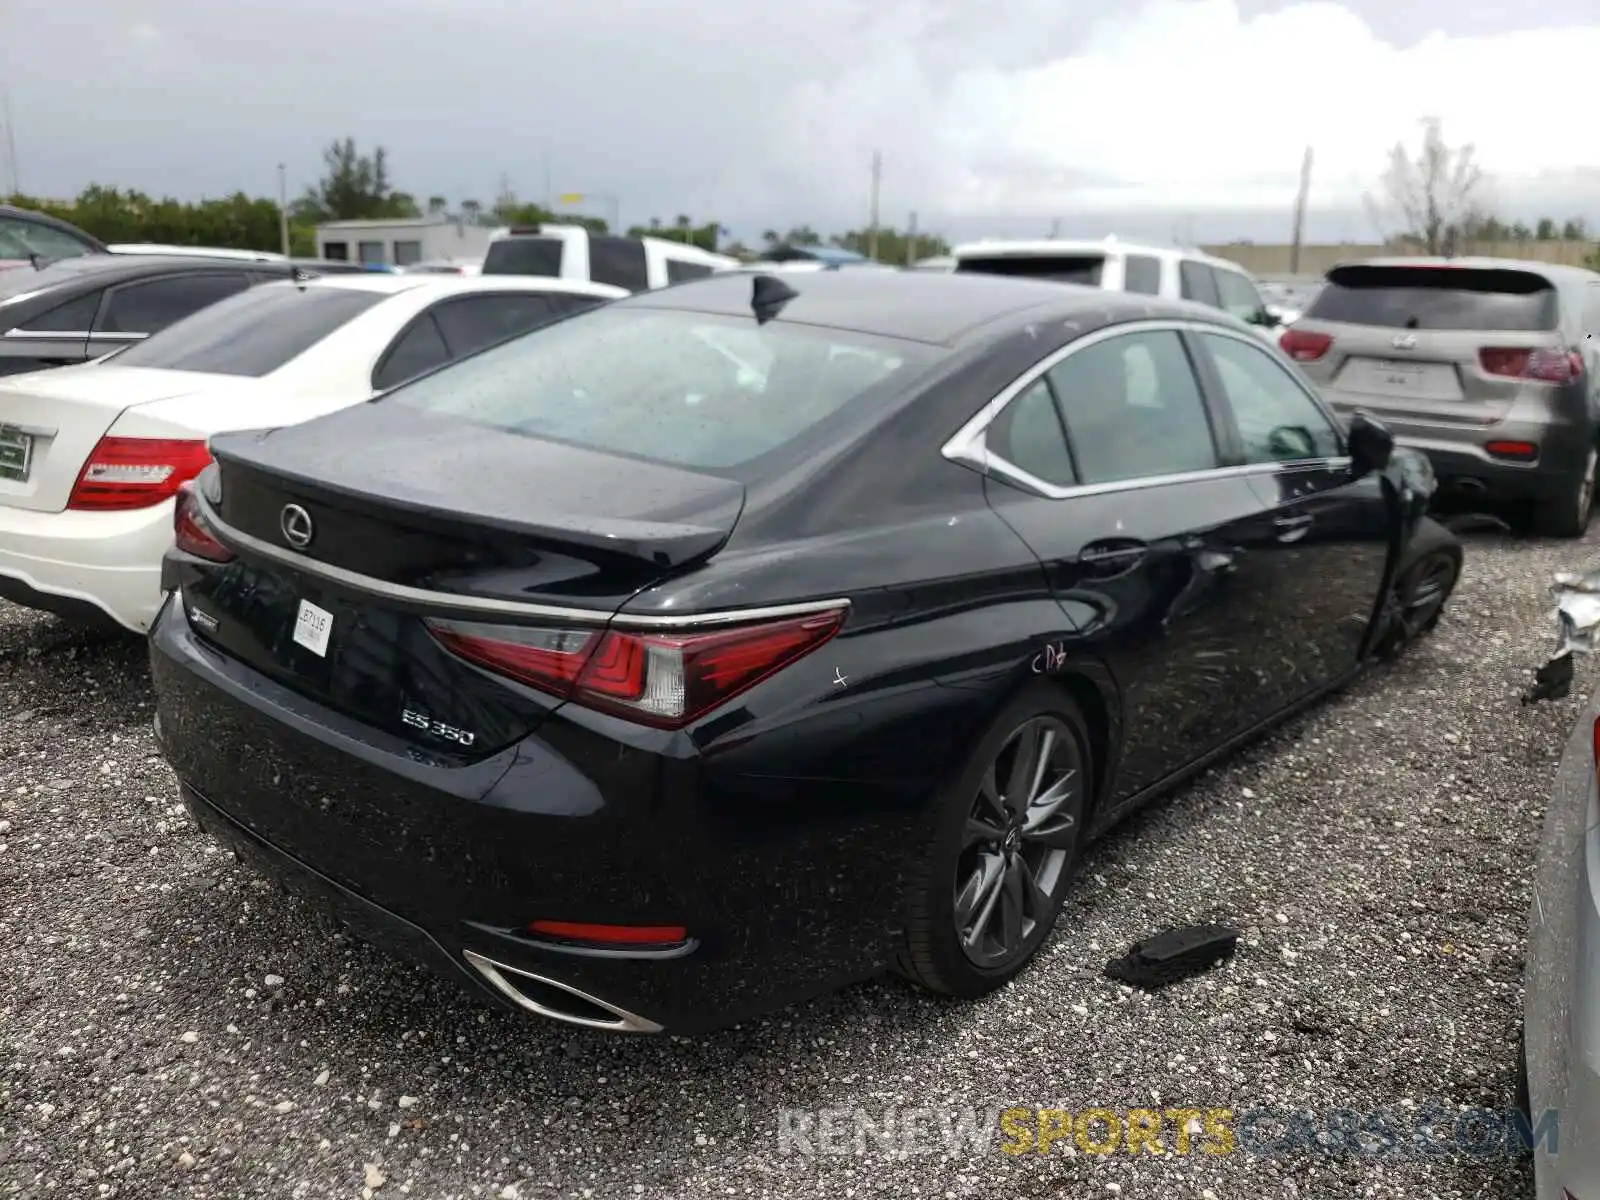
[149,270,1461,1034]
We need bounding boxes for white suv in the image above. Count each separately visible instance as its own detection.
[949,237,1282,340]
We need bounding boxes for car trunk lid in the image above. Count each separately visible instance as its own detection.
[1294,264,1567,429]
[180,401,747,752]
[0,365,242,512]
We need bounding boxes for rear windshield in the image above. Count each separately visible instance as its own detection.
[955,254,1105,286]
[387,306,938,472]
[482,237,563,277]
[1306,266,1559,331]
[113,284,386,376]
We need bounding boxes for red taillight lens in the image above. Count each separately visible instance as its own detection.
[67,436,212,511]
[1279,329,1331,361]
[426,607,847,729]
[1485,440,1538,462]
[1479,347,1582,383]
[172,481,232,562]
[525,920,688,947]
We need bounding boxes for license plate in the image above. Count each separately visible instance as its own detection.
[292,599,333,657]
[1375,360,1424,386]
[0,425,32,483]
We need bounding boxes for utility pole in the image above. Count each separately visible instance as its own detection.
[2,87,18,196]
[277,163,291,257]
[906,210,918,266]
[542,149,552,211]
[867,151,882,262]
[1048,218,1062,238]
[1289,145,1314,275]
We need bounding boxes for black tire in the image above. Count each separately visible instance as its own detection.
[1374,533,1461,661]
[1532,446,1597,538]
[893,683,1090,999]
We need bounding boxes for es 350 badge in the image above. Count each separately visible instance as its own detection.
[401,706,476,747]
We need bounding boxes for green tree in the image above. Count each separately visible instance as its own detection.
[292,138,417,223]
[1536,217,1557,240]
[1509,221,1532,241]
[626,215,723,252]
[831,227,951,264]
[1562,218,1588,240]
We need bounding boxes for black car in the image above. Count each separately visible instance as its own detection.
[0,203,106,265]
[149,271,1461,1034]
[0,254,303,376]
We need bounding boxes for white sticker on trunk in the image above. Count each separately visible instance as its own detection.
[292,599,333,658]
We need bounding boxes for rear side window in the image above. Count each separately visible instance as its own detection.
[482,236,564,277]
[115,285,386,376]
[431,293,558,358]
[1122,255,1161,296]
[388,307,936,472]
[1305,266,1560,331]
[14,290,101,332]
[988,379,1077,486]
[374,314,450,390]
[666,259,714,284]
[956,255,1105,286]
[1047,330,1217,484]
[1179,262,1221,307]
[97,273,252,335]
[1213,270,1264,321]
[588,236,649,292]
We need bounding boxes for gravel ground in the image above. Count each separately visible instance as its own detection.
[0,527,1585,1200]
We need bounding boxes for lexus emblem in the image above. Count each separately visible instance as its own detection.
[1390,333,1417,350]
[280,503,314,550]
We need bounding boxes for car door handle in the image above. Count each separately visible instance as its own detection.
[1273,513,1314,542]
[1078,539,1148,577]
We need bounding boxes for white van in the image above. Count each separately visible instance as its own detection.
[949,236,1282,339]
[481,224,737,292]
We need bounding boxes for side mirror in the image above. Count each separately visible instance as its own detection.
[1249,306,1281,328]
[1347,411,1394,476]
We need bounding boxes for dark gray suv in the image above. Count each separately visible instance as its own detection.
[1283,257,1600,536]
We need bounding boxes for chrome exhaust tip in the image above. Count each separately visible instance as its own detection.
[461,949,663,1034]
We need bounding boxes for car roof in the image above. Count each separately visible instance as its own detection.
[255,272,629,300]
[1325,255,1600,283]
[622,269,1210,346]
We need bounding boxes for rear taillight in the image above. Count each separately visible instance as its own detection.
[1479,347,1582,383]
[67,436,212,511]
[1485,440,1538,462]
[1279,329,1331,361]
[426,607,847,729]
[172,481,232,562]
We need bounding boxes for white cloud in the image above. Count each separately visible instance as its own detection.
[722,0,1600,225]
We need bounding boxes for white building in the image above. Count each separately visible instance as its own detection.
[314,217,496,268]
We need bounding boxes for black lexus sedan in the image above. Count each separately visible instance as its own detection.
[149,270,1461,1034]
[0,254,302,376]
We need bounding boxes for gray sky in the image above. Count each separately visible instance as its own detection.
[3,0,1596,244]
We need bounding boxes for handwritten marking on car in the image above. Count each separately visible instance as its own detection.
[832,668,849,688]
[1032,643,1068,674]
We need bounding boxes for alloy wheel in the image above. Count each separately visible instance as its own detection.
[1396,552,1457,641]
[953,715,1083,969]
[1580,448,1598,527]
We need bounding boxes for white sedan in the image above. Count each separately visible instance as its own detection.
[0,272,625,632]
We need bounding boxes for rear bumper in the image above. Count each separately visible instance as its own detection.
[148,596,907,1034]
[0,500,170,631]
[1325,397,1589,507]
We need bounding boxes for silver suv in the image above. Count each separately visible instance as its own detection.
[1284,257,1600,536]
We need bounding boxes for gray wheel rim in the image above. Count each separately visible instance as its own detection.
[954,715,1082,969]
[1399,553,1455,635]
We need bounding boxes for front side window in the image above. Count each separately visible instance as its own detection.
[388,307,934,472]
[1198,333,1342,463]
[96,273,252,335]
[666,259,714,284]
[1213,269,1265,321]
[15,290,102,333]
[114,284,386,376]
[1046,329,1217,485]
